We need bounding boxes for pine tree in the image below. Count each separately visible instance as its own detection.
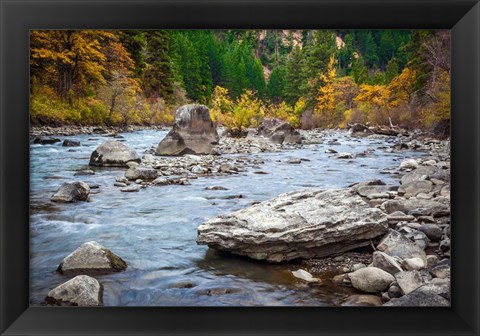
[267,66,286,103]
[142,31,175,101]
[284,46,306,105]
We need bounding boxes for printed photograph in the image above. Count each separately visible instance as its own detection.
[29,30,451,306]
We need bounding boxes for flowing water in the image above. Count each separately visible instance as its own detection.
[29,129,422,306]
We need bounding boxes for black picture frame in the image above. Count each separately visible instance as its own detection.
[1,0,479,335]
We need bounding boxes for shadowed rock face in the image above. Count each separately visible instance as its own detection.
[156,104,219,156]
[196,188,389,262]
[89,140,140,167]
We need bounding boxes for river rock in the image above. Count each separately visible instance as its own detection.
[417,224,443,241]
[388,285,402,298]
[399,159,419,170]
[395,270,425,295]
[348,123,371,136]
[156,104,219,155]
[121,185,142,192]
[89,140,140,167]
[429,260,450,279]
[197,188,388,262]
[291,269,319,283]
[402,257,426,271]
[376,230,426,262]
[33,137,61,145]
[356,185,395,198]
[386,211,415,223]
[57,241,127,275]
[62,139,81,147]
[336,152,353,159]
[397,226,430,250]
[372,251,403,275]
[398,180,433,198]
[152,177,169,186]
[400,166,444,185]
[384,283,450,306]
[51,181,90,203]
[257,118,302,144]
[125,167,158,180]
[74,169,95,176]
[348,267,395,293]
[45,275,103,306]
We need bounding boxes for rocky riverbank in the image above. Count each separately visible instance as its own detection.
[196,136,451,306]
[30,124,167,137]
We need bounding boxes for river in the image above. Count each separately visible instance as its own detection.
[29,129,423,306]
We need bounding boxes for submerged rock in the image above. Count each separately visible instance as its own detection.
[57,241,127,275]
[51,181,90,203]
[62,139,81,147]
[342,294,382,306]
[45,275,103,306]
[156,104,219,156]
[89,140,140,167]
[197,188,388,262]
[33,137,61,145]
[291,269,319,283]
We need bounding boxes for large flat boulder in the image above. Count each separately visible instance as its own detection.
[156,104,219,156]
[257,118,302,144]
[45,275,103,306]
[89,140,140,167]
[57,241,127,275]
[197,188,388,262]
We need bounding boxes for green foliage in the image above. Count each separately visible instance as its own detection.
[267,67,286,103]
[142,31,175,101]
[29,29,449,131]
[385,58,399,83]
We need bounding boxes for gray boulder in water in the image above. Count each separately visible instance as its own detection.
[156,104,219,156]
[89,140,140,167]
[51,181,90,203]
[257,118,303,144]
[197,188,388,262]
[57,241,127,275]
[45,275,103,306]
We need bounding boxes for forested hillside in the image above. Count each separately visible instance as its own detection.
[30,30,450,130]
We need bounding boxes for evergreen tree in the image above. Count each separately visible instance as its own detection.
[284,46,307,105]
[351,56,369,84]
[301,30,337,106]
[142,31,175,101]
[267,66,286,103]
[118,31,147,77]
[251,59,266,98]
[385,58,399,83]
